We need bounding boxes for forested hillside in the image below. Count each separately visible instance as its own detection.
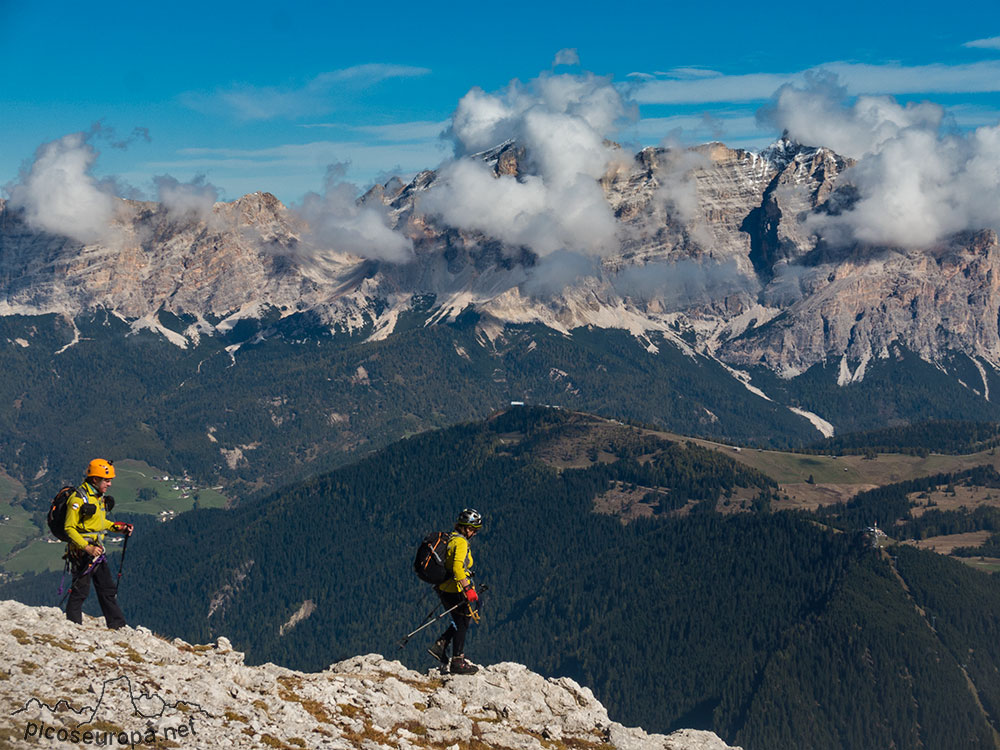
[7,307,1000,511]
[807,419,1000,456]
[6,408,1000,750]
[747,349,1000,436]
[0,309,819,504]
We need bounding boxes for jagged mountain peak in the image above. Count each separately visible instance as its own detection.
[758,134,803,166]
[2,134,999,388]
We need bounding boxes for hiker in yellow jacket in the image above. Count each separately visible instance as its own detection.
[428,509,482,674]
[64,459,132,629]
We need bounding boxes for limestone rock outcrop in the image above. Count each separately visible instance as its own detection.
[2,136,999,379]
[0,600,739,750]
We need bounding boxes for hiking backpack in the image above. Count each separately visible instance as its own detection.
[413,531,451,585]
[47,486,93,542]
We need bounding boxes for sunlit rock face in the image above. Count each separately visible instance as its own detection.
[2,136,999,379]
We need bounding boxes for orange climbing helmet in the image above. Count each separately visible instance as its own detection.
[86,458,115,479]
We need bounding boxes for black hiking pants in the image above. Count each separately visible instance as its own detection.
[66,553,126,629]
[435,589,473,656]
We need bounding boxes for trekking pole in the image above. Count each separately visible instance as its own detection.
[58,553,106,606]
[397,584,489,649]
[115,533,130,596]
[56,558,70,601]
[398,601,467,649]
[115,534,130,594]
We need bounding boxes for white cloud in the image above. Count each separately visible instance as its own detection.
[423,71,628,258]
[758,71,944,159]
[311,64,431,84]
[633,71,797,104]
[825,60,1000,95]
[294,163,413,262]
[625,112,762,147]
[520,250,599,297]
[447,71,629,157]
[808,124,1000,248]
[5,131,117,244]
[613,259,752,309]
[553,48,580,67]
[149,138,450,196]
[762,74,1000,248]
[172,140,447,167]
[632,60,1000,104]
[420,159,617,257]
[658,67,723,80]
[964,36,1000,50]
[946,104,1000,129]
[181,64,431,121]
[153,174,221,223]
[653,146,711,226]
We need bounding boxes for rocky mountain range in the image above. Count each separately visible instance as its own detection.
[0,600,737,749]
[3,136,999,386]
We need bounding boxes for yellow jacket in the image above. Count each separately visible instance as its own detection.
[437,531,474,593]
[63,482,115,551]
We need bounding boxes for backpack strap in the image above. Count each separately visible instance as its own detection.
[73,483,97,519]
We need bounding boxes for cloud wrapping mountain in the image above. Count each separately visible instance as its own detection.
[759,72,944,160]
[154,174,221,224]
[296,163,413,262]
[762,73,1000,249]
[420,72,630,258]
[810,124,1000,248]
[614,259,750,308]
[420,158,617,258]
[6,131,118,245]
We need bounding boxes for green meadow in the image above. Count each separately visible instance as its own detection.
[0,459,227,575]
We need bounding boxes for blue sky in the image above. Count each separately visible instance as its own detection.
[2,0,1000,205]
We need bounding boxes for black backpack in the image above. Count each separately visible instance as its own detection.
[47,486,94,542]
[413,531,451,585]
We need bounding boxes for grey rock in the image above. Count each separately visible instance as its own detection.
[0,599,740,749]
[7,134,986,389]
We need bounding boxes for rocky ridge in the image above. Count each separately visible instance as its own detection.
[0,600,738,750]
[2,137,1000,380]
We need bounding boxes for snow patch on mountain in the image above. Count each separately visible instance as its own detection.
[722,364,835,435]
[789,407,835,438]
[973,358,992,401]
[721,365,771,401]
[130,315,190,348]
[366,303,407,342]
[837,353,871,386]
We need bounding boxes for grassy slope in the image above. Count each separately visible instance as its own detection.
[0,472,34,558]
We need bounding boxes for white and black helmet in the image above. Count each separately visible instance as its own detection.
[456,508,483,528]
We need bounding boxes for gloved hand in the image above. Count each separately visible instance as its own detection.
[464,587,478,603]
[112,522,133,536]
[104,495,115,512]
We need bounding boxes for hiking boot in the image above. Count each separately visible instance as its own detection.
[449,656,478,675]
[427,639,449,665]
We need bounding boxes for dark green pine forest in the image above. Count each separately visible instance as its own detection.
[6,408,1000,750]
[0,309,817,501]
[3,307,1000,507]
